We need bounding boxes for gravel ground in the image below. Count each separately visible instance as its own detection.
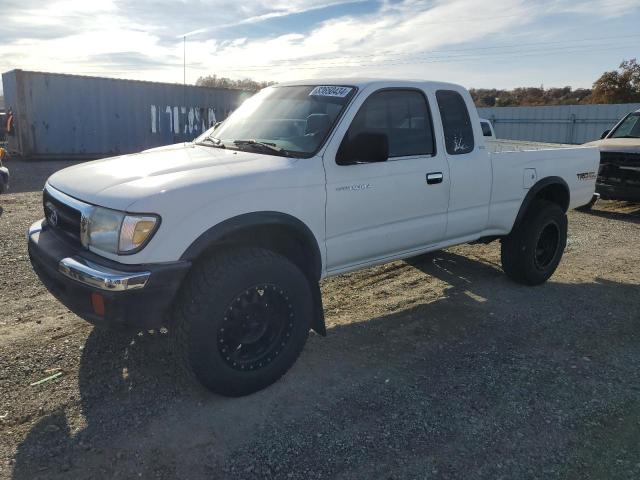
[1,158,640,479]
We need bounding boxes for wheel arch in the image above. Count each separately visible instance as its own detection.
[512,176,570,231]
[179,211,326,336]
[181,211,322,278]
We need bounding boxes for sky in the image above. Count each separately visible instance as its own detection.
[1,0,639,95]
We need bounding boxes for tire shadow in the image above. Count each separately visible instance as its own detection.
[11,329,190,479]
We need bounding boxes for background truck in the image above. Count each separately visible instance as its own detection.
[584,108,640,202]
[27,80,599,396]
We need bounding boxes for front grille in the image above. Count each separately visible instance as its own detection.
[598,151,640,187]
[43,188,82,245]
[600,151,640,165]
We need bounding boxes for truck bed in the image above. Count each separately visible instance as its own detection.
[485,145,600,234]
[487,139,574,153]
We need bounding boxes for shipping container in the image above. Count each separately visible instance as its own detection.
[478,103,640,144]
[1,69,253,159]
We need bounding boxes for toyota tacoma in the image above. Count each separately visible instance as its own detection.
[28,80,599,396]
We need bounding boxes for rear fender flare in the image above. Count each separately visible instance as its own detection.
[512,176,569,232]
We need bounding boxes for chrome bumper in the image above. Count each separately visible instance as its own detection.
[58,257,150,291]
[28,220,150,291]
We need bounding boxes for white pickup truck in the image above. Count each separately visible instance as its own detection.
[28,79,599,396]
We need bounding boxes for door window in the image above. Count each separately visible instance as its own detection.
[436,90,474,155]
[341,89,435,160]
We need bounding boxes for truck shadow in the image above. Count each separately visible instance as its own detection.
[11,253,640,479]
[584,209,640,224]
[583,202,640,224]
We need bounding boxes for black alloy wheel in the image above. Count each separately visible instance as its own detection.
[218,285,295,372]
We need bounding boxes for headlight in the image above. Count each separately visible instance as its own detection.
[83,206,160,255]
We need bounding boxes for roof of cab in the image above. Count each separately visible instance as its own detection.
[277,78,466,91]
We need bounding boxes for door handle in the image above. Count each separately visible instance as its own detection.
[426,172,443,185]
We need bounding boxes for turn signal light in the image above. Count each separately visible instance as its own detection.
[91,293,105,316]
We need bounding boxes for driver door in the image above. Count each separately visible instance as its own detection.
[323,88,450,272]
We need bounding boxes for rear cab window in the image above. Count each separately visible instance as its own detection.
[435,90,475,155]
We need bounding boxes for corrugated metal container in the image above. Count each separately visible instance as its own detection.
[1,69,253,159]
[478,103,640,144]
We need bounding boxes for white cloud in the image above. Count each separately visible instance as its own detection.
[0,0,638,90]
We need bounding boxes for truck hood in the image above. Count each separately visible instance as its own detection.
[47,143,286,210]
[582,138,640,152]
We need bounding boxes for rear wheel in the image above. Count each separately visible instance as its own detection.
[501,200,567,285]
[172,248,313,396]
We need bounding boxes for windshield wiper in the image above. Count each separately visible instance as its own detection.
[612,135,640,139]
[232,139,293,157]
[195,136,225,148]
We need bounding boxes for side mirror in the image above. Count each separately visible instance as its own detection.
[600,129,610,139]
[337,132,389,165]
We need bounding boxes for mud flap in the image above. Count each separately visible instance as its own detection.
[310,281,326,336]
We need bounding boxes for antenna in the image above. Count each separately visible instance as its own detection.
[183,35,186,122]
[177,28,206,142]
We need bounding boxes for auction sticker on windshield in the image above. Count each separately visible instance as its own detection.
[309,86,353,97]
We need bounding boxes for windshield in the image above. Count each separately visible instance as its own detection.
[195,85,356,157]
[610,113,640,139]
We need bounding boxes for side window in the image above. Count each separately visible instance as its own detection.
[342,89,435,159]
[481,121,493,137]
[436,90,474,155]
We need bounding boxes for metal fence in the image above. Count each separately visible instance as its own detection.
[478,103,640,145]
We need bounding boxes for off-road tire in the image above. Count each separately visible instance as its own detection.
[171,247,313,396]
[501,200,567,285]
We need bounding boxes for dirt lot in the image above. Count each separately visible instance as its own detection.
[1,158,640,479]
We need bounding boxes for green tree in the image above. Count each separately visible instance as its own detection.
[588,58,640,104]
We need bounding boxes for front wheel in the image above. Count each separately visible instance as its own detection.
[501,200,567,285]
[172,248,313,396]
